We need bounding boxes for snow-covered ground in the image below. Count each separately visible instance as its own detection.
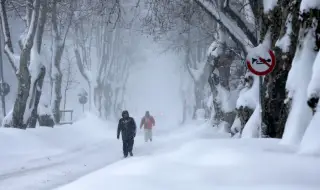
[1,114,320,190]
[0,113,120,190]
[55,135,320,190]
[0,113,213,190]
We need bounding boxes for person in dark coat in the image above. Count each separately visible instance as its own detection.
[117,110,137,158]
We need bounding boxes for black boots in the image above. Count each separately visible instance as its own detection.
[124,152,133,158]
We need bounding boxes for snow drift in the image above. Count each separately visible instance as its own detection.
[0,113,116,177]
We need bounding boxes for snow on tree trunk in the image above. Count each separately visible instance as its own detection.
[289,7,320,148]
[192,0,259,134]
[241,105,261,138]
[27,0,48,128]
[206,28,237,132]
[282,28,317,145]
[258,0,300,138]
[230,115,241,137]
[51,41,63,124]
[0,0,41,129]
[236,72,259,137]
[234,0,299,138]
[185,28,211,119]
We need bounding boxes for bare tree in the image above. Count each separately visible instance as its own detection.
[0,0,48,129]
[50,0,74,124]
[62,50,79,120]
[73,9,93,111]
[26,0,48,128]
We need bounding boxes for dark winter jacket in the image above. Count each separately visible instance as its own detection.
[117,117,137,140]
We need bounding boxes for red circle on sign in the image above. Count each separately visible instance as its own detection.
[246,50,276,76]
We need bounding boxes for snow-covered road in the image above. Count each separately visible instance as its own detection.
[55,127,320,190]
[0,139,120,190]
[0,114,215,190]
[1,115,320,190]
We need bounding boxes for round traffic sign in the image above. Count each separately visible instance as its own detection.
[0,82,10,96]
[246,50,276,76]
[79,96,88,104]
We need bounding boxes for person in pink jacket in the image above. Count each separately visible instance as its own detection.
[140,111,155,142]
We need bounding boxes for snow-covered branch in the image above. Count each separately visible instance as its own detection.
[223,1,257,46]
[34,0,47,53]
[23,0,40,50]
[74,48,91,83]
[0,0,18,73]
[194,0,255,53]
[26,0,33,27]
[51,1,59,41]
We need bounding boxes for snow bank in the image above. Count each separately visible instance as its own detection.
[0,113,116,174]
[282,29,316,146]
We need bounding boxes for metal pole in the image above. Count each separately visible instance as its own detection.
[0,30,6,117]
[259,76,263,138]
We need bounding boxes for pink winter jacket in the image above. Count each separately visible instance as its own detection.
[140,116,155,129]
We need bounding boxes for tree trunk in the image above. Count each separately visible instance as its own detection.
[181,100,187,124]
[51,45,63,124]
[12,55,31,129]
[207,41,236,129]
[27,66,46,128]
[63,87,67,121]
[50,0,73,124]
[27,0,48,128]
[13,0,42,129]
[261,0,300,138]
[94,84,103,117]
[74,48,92,111]
[0,26,6,117]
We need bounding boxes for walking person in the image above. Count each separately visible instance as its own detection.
[140,111,155,142]
[117,110,137,158]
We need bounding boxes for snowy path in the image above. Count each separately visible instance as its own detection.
[0,132,166,190]
[0,139,120,190]
[2,118,320,190]
[0,117,211,190]
[55,127,320,190]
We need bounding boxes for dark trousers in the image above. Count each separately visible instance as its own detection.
[122,138,134,156]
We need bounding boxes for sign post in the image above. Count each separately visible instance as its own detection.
[0,33,9,117]
[78,89,88,113]
[246,49,276,137]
